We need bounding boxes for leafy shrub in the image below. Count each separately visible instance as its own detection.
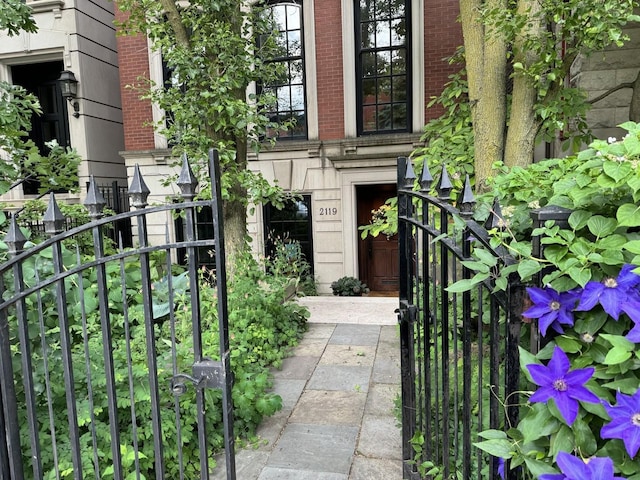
[6,240,309,478]
[464,123,640,478]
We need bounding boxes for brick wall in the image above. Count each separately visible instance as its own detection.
[314,0,345,141]
[424,0,463,121]
[114,7,155,151]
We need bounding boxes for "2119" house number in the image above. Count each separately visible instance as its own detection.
[319,207,338,216]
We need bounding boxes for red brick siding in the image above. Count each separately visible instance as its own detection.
[115,7,156,151]
[424,0,463,121]
[314,0,345,141]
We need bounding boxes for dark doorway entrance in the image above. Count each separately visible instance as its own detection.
[356,184,398,294]
[11,60,70,194]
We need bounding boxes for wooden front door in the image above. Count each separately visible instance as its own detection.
[357,184,399,293]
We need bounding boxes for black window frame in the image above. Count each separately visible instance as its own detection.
[258,0,308,141]
[263,194,314,275]
[355,0,412,135]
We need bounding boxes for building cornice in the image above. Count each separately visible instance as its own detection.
[28,0,65,16]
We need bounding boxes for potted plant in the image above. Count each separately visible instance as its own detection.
[330,276,370,296]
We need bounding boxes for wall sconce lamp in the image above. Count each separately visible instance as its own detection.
[57,70,80,118]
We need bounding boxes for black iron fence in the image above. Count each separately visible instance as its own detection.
[397,156,574,479]
[397,157,526,479]
[0,150,236,480]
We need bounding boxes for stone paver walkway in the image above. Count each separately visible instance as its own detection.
[212,296,401,479]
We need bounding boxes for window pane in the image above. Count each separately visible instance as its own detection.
[392,50,406,74]
[362,78,376,102]
[377,105,392,130]
[362,52,377,76]
[291,85,304,110]
[277,86,291,110]
[361,22,375,48]
[391,19,405,45]
[391,0,405,17]
[288,30,301,57]
[393,104,407,130]
[285,4,300,30]
[375,21,391,48]
[363,105,376,131]
[392,76,407,102]
[377,51,391,76]
[378,77,391,101]
[290,59,304,84]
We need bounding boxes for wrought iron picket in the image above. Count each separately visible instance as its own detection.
[397,156,525,480]
[0,149,235,479]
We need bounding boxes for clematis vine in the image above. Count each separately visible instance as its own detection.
[527,346,599,425]
[601,389,640,458]
[539,451,624,480]
[576,264,640,322]
[523,286,578,336]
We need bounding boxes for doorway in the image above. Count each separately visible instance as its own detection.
[356,183,398,294]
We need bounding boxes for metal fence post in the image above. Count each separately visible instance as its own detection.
[529,205,572,352]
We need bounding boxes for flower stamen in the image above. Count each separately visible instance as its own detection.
[549,300,560,311]
[603,277,618,288]
[632,413,640,427]
[553,379,568,392]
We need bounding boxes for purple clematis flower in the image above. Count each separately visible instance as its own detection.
[524,287,578,336]
[626,317,640,342]
[576,264,640,321]
[539,451,624,480]
[601,389,640,458]
[497,457,505,479]
[527,346,599,425]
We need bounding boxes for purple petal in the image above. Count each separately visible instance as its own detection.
[577,283,604,311]
[553,393,579,425]
[622,301,640,324]
[538,312,560,336]
[527,364,556,388]
[617,264,640,290]
[555,451,590,478]
[599,288,623,319]
[539,475,566,480]
[626,321,640,342]
[529,386,554,404]
[528,286,554,304]
[567,385,600,405]
[564,367,595,386]
[622,425,640,458]
[586,456,616,478]
[524,304,554,319]
[547,347,570,378]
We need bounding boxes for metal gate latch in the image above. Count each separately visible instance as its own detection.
[171,358,225,396]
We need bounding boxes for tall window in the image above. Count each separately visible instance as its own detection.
[356,0,410,134]
[260,1,307,140]
[264,195,313,274]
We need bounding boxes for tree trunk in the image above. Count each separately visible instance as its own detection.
[461,0,508,192]
[505,0,542,168]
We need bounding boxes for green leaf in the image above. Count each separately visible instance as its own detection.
[624,240,640,255]
[603,347,632,365]
[573,417,597,455]
[473,248,498,267]
[523,457,558,477]
[517,259,542,280]
[600,333,634,350]
[472,439,514,459]
[603,377,640,395]
[568,210,592,230]
[518,404,560,443]
[617,203,640,227]
[550,425,574,459]
[603,160,632,183]
[477,429,508,440]
[567,266,591,287]
[445,272,489,293]
[555,336,581,353]
[587,215,618,237]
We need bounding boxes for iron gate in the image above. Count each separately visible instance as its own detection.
[0,150,235,479]
[397,156,524,479]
